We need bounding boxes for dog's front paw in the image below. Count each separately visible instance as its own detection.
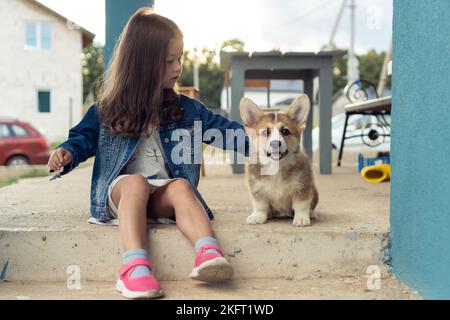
[293,215,311,227]
[246,212,268,225]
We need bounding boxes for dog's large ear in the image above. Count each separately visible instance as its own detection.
[287,94,310,129]
[240,97,264,128]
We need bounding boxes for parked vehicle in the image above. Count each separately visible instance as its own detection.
[0,118,51,166]
[312,113,391,152]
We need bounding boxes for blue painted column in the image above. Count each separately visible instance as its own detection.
[390,0,450,299]
[104,0,154,67]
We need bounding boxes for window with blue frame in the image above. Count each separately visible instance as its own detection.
[38,91,51,113]
[25,22,52,49]
[41,22,52,49]
[25,22,37,48]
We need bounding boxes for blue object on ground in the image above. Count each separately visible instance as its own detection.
[0,260,9,281]
[358,153,390,173]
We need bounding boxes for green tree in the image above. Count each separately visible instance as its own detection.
[359,50,391,90]
[81,43,104,103]
[332,49,391,94]
[332,55,348,94]
[179,50,194,88]
[220,38,245,52]
[179,49,225,109]
[178,50,194,87]
[179,39,245,109]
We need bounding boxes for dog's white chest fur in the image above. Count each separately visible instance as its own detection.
[250,171,305,217]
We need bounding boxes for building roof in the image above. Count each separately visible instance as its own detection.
[25,0,95,48]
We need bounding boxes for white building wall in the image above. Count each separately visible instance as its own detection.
[0,0,84,142]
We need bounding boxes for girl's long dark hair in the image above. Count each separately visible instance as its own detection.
[98,8,183,137]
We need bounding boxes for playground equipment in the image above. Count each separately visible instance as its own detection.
[358,153,390,183]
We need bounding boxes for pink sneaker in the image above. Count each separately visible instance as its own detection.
[115,258,164,299]
[189,244,233,282]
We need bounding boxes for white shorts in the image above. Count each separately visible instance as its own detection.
[107,174,180,219]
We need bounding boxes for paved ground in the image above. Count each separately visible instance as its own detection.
[0,154,389,234]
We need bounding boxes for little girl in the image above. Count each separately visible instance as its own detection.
[48,8,248,299]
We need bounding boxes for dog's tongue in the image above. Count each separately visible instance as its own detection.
[271,152,281,160]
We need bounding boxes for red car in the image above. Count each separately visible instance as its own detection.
[0,118,51,166]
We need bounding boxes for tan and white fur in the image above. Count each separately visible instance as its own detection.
[240,94,319,227]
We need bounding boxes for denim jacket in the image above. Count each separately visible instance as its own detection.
[57,94,249,222]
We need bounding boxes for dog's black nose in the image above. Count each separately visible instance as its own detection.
[270,140,282,149]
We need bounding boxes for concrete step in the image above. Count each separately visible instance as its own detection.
[0,275,421,300]
[1,162,392,282]
[0,222,389,282]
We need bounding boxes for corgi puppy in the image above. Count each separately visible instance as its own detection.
[239,94,319,227]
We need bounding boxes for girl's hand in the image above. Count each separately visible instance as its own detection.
[48,147,73,172]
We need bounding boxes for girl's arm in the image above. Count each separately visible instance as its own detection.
[57,104,100,175]
[196,101,249,157]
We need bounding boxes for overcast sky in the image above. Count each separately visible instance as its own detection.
[37,0,392,54]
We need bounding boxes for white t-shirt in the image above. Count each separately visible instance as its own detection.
[122,127,171,179]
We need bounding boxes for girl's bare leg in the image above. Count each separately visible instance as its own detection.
[141,178,231,282]
[111,176,212,248]
[147,179,213,243]
[110,175,151,251]
[110,175,167,299]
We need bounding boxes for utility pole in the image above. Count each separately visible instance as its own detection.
[347,0,359,84]
[326,0,359,84]
[193,48,200,90]
[327,0,347,50]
